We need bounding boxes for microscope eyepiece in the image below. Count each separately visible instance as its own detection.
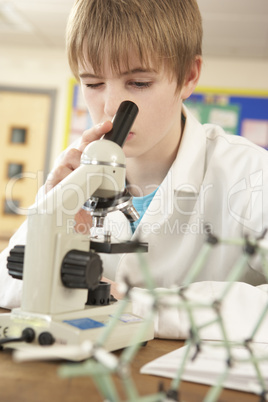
[103,101,139,147]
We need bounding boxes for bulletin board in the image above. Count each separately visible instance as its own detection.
[185,87,268,149]
[63,80,268,150]
[63,78,93,149]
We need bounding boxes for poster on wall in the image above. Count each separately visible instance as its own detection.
[63,78,93,149]
[63,80,268,150]
[185,88,268,149]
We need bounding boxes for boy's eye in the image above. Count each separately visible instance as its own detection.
[84,81,152,89]
[85,83,103,89]
[130,81,152,89]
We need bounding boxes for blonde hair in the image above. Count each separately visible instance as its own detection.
[66,0,202,89]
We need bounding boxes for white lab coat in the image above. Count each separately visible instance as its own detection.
[1,106,268,342]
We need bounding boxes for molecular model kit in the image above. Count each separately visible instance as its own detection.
[58,229,268,402]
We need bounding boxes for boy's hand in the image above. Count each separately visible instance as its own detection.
[44,121,113,233]
[45,121,113,193]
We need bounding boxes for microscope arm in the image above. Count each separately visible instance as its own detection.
[19,101,138,316]
[22,139,126,315]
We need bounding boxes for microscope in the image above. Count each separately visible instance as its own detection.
[0,101,154,358]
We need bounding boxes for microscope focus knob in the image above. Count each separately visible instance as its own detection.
[7,245,25,280]
[61,250,103,290]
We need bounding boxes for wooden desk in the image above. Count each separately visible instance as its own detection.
[0,308,259,402]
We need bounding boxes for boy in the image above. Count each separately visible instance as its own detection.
[1,0,268,340]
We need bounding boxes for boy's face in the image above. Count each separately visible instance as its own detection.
[79,51,187,161]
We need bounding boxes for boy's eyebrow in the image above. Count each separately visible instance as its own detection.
[79,68,157,79]
[122,68,157,75]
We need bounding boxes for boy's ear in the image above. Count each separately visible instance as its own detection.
[181,56,202,100]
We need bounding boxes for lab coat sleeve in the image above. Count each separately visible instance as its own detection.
[131,281,268,343]
[0,220,27,309]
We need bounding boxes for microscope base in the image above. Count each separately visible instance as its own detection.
[0,302,154,360]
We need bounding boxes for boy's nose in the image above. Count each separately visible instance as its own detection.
[104,90,127,120]
[104,99,121,120]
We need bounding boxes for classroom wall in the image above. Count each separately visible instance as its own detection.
[0,45,71,168]
[1,44,268,169]
[200,58,268,90]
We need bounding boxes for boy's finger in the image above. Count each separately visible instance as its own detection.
[61,148,82,170]
[44,165,73,193]
[44,149,82,193]
[78,120,113,151]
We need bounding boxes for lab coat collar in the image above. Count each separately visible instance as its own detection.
[107,106,208,241]
[130,106,207,239]
[170,104,206,194]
